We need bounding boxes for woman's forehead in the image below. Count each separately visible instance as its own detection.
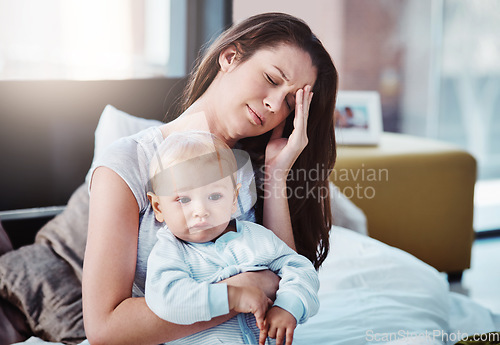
[252,44,317,87]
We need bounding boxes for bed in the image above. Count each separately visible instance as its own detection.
[1,101,498,345]
[6,223,500,345]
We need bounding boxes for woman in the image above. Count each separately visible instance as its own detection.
[83,12,338,345]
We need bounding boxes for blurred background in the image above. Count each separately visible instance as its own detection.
[0,0,499,233]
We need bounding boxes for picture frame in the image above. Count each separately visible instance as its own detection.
[334,91,383,146]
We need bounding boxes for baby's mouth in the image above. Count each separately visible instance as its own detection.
[189,221,212,233]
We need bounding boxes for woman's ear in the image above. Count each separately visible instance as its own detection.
[219,45,238,72]
[147,192,165,223]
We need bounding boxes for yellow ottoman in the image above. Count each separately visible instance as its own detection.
[330,132,476,277]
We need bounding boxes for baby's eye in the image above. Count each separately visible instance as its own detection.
[208,193,223,201]
[177,196,191,204]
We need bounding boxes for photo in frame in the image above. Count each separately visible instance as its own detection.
[334,91,383,146]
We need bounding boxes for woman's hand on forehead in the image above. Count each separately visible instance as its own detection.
[264,84,314,177]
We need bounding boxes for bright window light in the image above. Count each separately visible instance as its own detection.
[0,0,183,80]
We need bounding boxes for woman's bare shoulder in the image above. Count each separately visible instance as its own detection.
[90,167,139,211]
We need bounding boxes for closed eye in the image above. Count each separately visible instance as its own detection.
[266,74,293,110]
[265,73,278,86]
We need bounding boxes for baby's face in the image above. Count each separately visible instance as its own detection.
[156,173,238,243]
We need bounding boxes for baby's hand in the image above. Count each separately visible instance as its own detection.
[228,286,272,329]
[259,306,297,345]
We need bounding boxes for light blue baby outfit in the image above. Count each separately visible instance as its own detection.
[146,220,320,345]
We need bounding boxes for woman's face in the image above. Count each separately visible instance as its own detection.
[214,44,317,140]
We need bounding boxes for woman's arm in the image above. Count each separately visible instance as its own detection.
[263,174,295,250]
[83,167,237,345]
[263,87,314,250]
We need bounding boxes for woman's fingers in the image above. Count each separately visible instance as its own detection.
[264,85,313,172]
[259,322,269,345]
[291,85,312,147]
[305,87,313,122]
[294,89,304,128]
[302,84,313,126]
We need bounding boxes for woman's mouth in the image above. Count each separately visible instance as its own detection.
[247,105,264,126]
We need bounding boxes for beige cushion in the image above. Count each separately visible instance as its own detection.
[35,184,89,282]
[0,185,88,343]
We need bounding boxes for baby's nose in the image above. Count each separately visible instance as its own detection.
[192,201,209,218]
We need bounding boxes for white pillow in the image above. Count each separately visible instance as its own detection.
[330,182,368,235]
[93,105,163,160]
[85,105,163,182]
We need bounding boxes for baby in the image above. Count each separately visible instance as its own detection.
[145,131,319,345]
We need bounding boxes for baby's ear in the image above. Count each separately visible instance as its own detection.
[231,183,242,214]
[234,183,242,198]
[147,192,165,223]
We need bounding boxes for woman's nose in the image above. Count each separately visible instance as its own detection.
[264,89,286,113]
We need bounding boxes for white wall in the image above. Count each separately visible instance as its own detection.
[233,0,345,81]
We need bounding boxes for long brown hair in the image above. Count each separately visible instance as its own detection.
[179,12,338,269]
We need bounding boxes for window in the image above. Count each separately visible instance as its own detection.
[438,0,500,180]
[339,0,500,179]
[0,0,230,80]
[339,0,500,231]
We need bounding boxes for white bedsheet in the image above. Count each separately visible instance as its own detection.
[293,227,499,345]
[14,227,499,345]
